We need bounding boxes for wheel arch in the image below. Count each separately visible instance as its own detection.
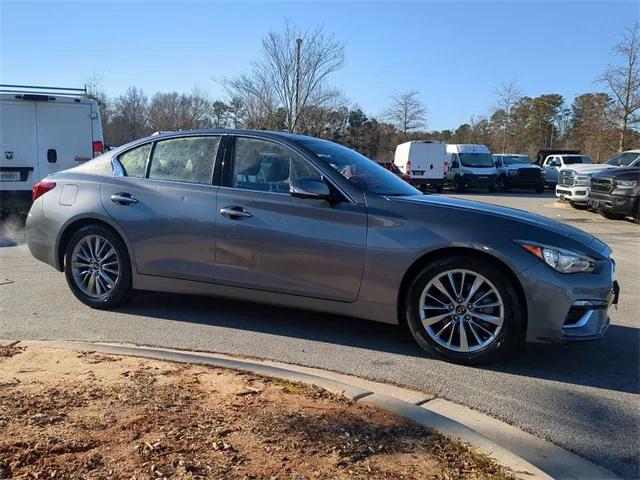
[397,247,528,333]
[56,216,133,272]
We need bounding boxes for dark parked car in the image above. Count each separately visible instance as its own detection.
[26,130,619,364]
[589,167,640,223]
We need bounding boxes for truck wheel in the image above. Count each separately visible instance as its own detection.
[454,176,465,193]
[599,210,625,220]
[497,175,508,192]
[403,256,524,365]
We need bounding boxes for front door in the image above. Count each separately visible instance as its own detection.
[101,135,222,283]
[214,136,367,302]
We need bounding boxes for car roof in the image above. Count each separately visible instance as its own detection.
[110,129,322,156]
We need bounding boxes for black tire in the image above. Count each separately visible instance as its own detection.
[497,175,508,193]
[568,200,589,210]
[403,256,524,365]
[454,176,465,193]
[598,210,625,220]
[64,224,132,309]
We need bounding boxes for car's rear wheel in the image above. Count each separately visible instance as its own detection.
[404,256,524,364]
[64,225,132,309]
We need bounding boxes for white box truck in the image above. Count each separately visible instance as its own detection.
[393,140,447,193]
[0,85,104,216]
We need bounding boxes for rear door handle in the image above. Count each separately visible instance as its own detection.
[220,206,253,220]
[111,193,139,205]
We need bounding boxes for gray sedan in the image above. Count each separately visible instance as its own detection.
[26,130,619,364]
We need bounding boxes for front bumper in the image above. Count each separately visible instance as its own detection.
[588,191,637,215]
[462,174,496,189]
[520,258,618,343]
[504,176,544,190]
[556,185,590,203]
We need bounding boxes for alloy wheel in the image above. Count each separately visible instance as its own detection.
[71,235,120,299]
[419,269,504,353]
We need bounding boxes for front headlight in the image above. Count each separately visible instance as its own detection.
[519,243,596,273]
[616,179,638,188]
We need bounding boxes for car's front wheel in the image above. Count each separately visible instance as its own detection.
[64,225,132,309]
[404,256,524,364]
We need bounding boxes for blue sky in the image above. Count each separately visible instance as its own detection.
[1,0,637,130]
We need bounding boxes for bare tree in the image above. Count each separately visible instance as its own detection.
[224,21,345,132]
[493,79,522,152]
[600,22,640,151]
[110,87,150,144]
[384,90,427,134]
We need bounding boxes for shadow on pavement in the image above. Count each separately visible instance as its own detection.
[119,291,639,396]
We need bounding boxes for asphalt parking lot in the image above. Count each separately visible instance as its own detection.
[1,191,638,478]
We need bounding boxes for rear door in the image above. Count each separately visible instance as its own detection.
[101,135,222,283]
[36,101,93,179]
[0,99,38,190]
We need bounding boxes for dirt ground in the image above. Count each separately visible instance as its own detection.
[0,342,514,479]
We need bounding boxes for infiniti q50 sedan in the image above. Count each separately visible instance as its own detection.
[26,130,619,364]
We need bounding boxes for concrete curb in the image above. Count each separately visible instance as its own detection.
[14,340,617,480]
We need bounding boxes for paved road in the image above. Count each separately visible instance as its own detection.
[1,192,638,478]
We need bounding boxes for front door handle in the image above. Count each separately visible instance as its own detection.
[111,192,139,205]
[220,206,253,220]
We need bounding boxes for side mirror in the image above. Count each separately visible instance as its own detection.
[290,177,331,200]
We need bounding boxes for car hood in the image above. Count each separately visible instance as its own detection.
[390,194,603,251]
[560,164,613,174]
[503,164,541,171]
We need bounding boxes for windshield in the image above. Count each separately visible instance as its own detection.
[563,156,592,165]
[606,152,640,167]
[296,139,419,196]
[459,153,494,168]
[503,155,533,165]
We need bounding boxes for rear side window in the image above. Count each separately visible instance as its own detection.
[118,143,151,177]
[149,136,220,184]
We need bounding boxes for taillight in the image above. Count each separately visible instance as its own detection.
[93,140,104,157]
[32,180,56,201]
[406,160,411,173]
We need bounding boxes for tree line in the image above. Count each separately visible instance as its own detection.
[90,21,639,163]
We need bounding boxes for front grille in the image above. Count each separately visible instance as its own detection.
[591,177,614,193]
[559,170,575,186]
[518,168,542,181]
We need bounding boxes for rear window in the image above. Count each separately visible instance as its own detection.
[563,156,592,165]
[118,144,151,177]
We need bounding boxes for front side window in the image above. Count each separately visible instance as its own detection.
[232,137,320,193]
[295,138,419,196]
[607,152,640,167]
[118,143,151,177]
[149,136,220,184]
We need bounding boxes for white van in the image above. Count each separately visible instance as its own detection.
[0,85,103,216]
[393,140,447,192]
[446,144,497,192]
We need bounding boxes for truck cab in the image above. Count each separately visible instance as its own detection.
[446,144,497,193]
[492,153,545,193]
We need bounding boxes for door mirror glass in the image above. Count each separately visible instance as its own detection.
[290,177,331,200]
